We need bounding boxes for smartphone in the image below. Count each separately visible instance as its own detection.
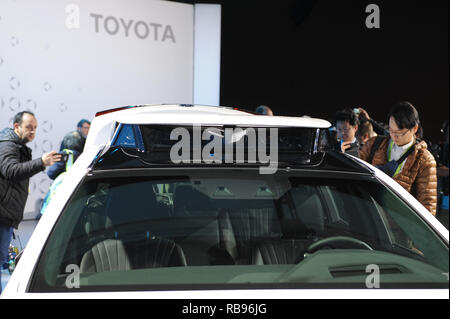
[57,152,69,162]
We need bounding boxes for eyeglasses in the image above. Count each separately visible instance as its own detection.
[388,128,410,138]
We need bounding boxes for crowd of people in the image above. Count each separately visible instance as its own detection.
[0,103,448,292]
[329,102,448,229]
[254,102,448,229]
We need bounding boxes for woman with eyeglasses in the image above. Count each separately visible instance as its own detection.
[360,101,437,216]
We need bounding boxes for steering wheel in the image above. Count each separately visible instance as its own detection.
[305,236,373,255]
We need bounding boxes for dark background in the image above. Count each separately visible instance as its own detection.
[171,0,449,143]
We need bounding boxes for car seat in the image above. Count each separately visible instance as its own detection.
[80,237,187,272]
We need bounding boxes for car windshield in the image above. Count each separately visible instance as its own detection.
[30,169,449,292]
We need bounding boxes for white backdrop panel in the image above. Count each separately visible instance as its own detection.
[0,0,194,219]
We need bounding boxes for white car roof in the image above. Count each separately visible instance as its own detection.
[85,104,331,150]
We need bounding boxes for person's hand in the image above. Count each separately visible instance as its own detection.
[358,108,370,122]
[341,141,353,153]
[41,151,62,167]
[437,164,449,177]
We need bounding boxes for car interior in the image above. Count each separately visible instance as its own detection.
[53,174,431,274]
[29,169,449,291]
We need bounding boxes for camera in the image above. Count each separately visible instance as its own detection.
[349,141,359,148]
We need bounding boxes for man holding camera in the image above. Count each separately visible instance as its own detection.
[0,111,61,291]
[334,108,361,158]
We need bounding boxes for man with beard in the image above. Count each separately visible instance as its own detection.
[0,111,60,292]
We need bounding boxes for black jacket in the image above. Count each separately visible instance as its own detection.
[0,128,45,228]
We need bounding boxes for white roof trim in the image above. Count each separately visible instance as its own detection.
[85,105,331,150]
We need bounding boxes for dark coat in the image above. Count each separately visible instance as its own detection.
[0,128,45,228]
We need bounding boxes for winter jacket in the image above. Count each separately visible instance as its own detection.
[0,128,45,228]
[360,136,437,215]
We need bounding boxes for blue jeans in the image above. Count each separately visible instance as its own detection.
[0,224,13,293]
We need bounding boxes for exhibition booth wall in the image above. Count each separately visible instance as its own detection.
[0,0,221,219]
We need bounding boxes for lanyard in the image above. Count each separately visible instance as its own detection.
[387,140,414,177]
[62,149,74,171]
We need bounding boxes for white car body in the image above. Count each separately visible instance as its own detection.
[2,105,448,299]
